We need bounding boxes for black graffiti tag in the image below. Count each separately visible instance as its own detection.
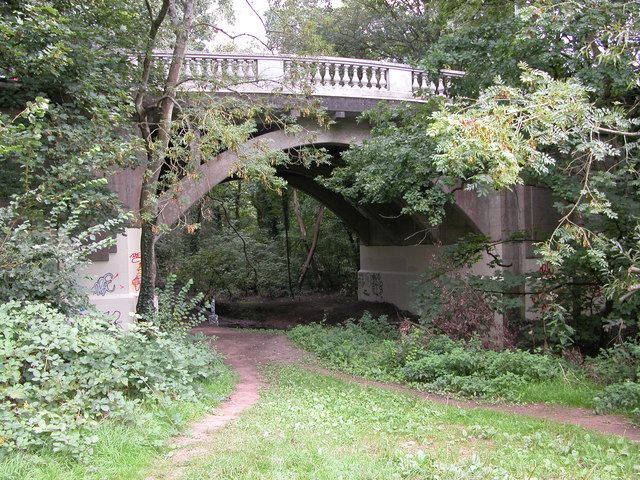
[92,273,117,296]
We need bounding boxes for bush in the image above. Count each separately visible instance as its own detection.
[0,301,223,458]
[151,274,206,334]
[594,382,640,423]
[401,338,564,397]
[289,314,567,400]
[588,341,640,385]
[288,313,401,379]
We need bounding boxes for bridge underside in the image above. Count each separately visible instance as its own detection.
[86,115,557,323]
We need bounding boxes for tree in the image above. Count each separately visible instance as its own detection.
[133,0,199,314]
[0,0,143,310]
[274,0,640,349]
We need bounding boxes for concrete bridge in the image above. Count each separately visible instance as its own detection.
[83,52,553,326]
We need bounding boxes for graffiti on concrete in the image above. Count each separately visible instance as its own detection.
[92,272,118,296]
[129,252,142,292]
[358,272,383,298]
[105,310,122,326]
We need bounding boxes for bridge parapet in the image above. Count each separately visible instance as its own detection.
[151,52,464,101]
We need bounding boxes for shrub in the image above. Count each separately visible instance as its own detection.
[401,341,564,398]
[594,382,640,423]
[151,274,206,334]
[0,301,223,458]
[288,313,401,379]
[588,341,640,385]
[290,314,568,400]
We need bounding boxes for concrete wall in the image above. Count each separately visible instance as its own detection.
[358,245,502,311]
[81,228,141,327]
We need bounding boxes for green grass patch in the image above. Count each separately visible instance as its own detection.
[0,367,235,480]
[153,366,640,479]
[510,378,599,408]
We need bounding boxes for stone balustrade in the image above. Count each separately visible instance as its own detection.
[151,52,464,101]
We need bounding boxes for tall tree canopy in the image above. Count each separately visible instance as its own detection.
[269,0,640,349]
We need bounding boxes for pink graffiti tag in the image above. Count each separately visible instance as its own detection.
[130,252,142,292]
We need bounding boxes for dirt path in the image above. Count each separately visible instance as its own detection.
[153,326,639,477]
[147,327,306,478]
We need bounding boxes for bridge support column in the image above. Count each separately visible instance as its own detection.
[358,245,434,311]
[82,228,141,327]
[357,245,499,313]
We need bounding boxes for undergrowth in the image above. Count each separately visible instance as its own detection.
[0,367,235,480]
[0,300,226,458]
[288,313,639,420]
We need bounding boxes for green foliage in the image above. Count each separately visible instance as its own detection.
[149,274,206,334]
[401,336,565,398]
[288,315,632,411]
[0,370,235,480]
[277,0,640,354]
[0,301,224,458]
[588,341,640,385]
[0,2,140,312]
[157,183,358,300]
[268,0,638,101]
[289,313,400,379]
[326,103,452,223]
[0,98,132,312]
[594,382,640,422]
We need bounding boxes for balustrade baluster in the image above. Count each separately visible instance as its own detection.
[328,63,337,85]
[200,58,209,79]
[312,62,322,85]
[240,59,249,79]
[337,64,346,86]
[220,58,229,79]
[365,66,373,88]
[346,65,355,87]
[194,58,204,78]
[318,62,327,85]
[182,58,192,79]
[411,71,423,92]
[355,65,363,87]
[212,58,220,80]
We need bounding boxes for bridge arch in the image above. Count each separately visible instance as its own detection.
[87,53,554,322]
[157,119,485,244]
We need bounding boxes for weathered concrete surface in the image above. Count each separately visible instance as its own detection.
[81,227,141,326]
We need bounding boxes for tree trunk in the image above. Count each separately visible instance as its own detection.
[136,220,157,315]
[282,189,294,298]
[298,205,325,288]
[136,0,197,315]
[292,189,323,285]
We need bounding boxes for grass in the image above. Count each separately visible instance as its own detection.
[510,378,599,408]
[151,366,640,480]
[0,366,236,480]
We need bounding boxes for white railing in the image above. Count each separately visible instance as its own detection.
[151,52,464,101]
